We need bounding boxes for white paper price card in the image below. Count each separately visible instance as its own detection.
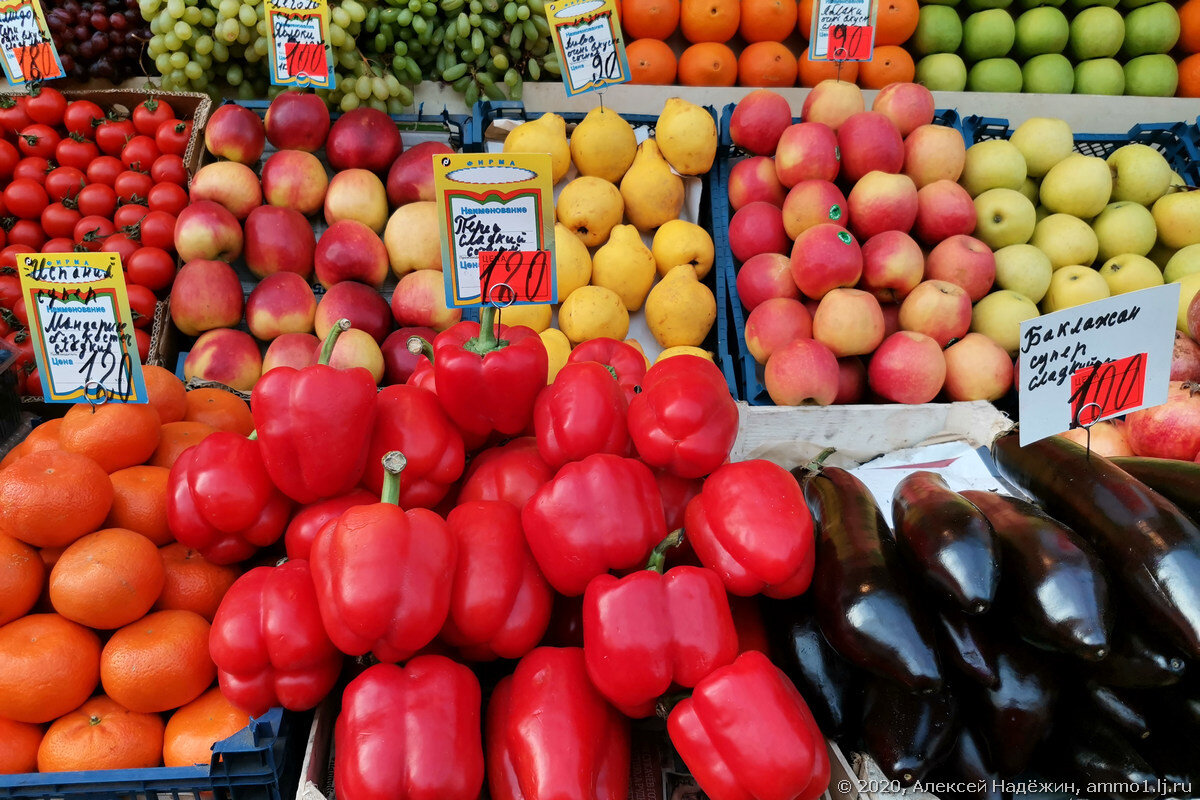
[266,0,335,89]
[1017,283,1180,446]
[546,0,630,97]
[0,0,63,85]
[809,0,876,61]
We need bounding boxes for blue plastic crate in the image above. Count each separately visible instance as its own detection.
[0,707,309,800]
[462,100,741,399]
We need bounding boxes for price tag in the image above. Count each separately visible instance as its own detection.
[434,152,557,308]
[545,0,630,97]
[809,0,876,62]
[0,0,63,86]
[17,252,147,404]
[1017,283,1179,446]
[266,0,334,89]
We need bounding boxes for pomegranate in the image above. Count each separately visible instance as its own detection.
[1057,421,1133,457]
[1171,331,1200,382]
[1123,381,1200,461]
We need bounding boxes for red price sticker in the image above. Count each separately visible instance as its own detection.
[479,250,554,305]
[829,24,873,60]
[1068,352,1147,427]
[284,41,325,78]
[14,42,60,81]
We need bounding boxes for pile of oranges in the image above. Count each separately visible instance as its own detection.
[621,0,920,88]
[1179,0,1200,96]
[0,369,256,775]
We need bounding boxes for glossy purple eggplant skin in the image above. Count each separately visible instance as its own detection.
[936,726,1004,800]
[1082,682,1150,741]
[937,609,1001,690]
[970,637,1058,777]
[1089,620,1186,689]
[1063,719,1158,797]
[991,433,1200,660]
[962,490,1111,662]
[1110,456,1200,523]
[796,465,942,692]
[862,680,959,787]
[892,471,999,615]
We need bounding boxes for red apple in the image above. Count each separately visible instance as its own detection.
[744,297,813,364]
[314,280,392,343]
[782,180,848,240]
[860,230,924,303]
[736,252,800,310]
[790,223,863,300]
[764,337,840,405]
[1188,292,1200,339]
[261,150,329,216]
[925,234,996,301]
[324,168,389,233]
[837,111,905,183]
[327,108,403,174]
[728,157,787,210]
[898,279,972,347]
[881,302,902,339]
[872,82,936,138]
[387,141,455,207]
[314,220,390,289]
[1124,381,1200,461]
[1057,421,1133,457]
[390,269,462,331]
[1172,330,1200,382]
[812,287,885,357]
[729,89,793,155]
[800,79,865,131]
[244,205,315,280]
[835,356,867,404]
[183,328,262,392]
[847,171,918,240]
[174,201,243,263]
[942,333,1014,401]
[204,104,266,165]
[169,259,244,337]
[382,326,437,384]
[904,124,967,188]
[729,201,789,263]
[868,331,946,404]
[913,180,977,245]
[245,272,317,341]
[265,91,330,152]
[263,332,319,373]
[327,328,384,384]
[188,161,262,220]
[774,122,840,187]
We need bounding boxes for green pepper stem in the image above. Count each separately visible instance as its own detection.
[247,430,258,441]
[655,691,691,719]
[407,335,435,363]
[602,363,619,381]
[465,305,509,355]
[380,451,407,506]
[318,319,351,365]
[645,529,684,574]
[802,446,837,476]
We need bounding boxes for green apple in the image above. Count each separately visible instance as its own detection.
[1069,7,1125,59]
[1022,54,1076,93]
[913,6,964,54]
[962,10,1017,61]
[960,139,1028,197]
[994,243,1054,302]
[1092,201,1158,260]
[1014,7,1070,56]
[1122,0,1161,9]
[1018,177,1040,203]
[1041,265,1112,312]
[1040,153,1112,219]
[974,187,1038,248]
[1018,0,1066,8]
[915,53,969,90]
[967,58,1024,92]
[1153,188,1200,249]
[1098,254,1165,295]
[1009,117,1074,178]
[922,0,962,7]
[1074,58,1126,94]
[1124,54,1179,96]
[971,289,1041,354]
[968,0,1014,9]
[1107,143,1172,206]
[1175,273,1200,331]
[1069,0,1119,10]
[1121,2,1180,56]
[1031,213,1100,269]
[1164,244,1200,282]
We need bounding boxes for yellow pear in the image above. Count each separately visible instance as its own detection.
[554,222,592,298]
[504,112,571,184]
[656,346,714,363]
[557,176,624,248]
[651,219,714,279]
[497,303,552,332]
[654,98,717,176]
[539,328,571,383]
[644,264,716,348]
[558,285,630,344]
[621,140,684,232]
[590,224,657,311]
[569,106,637,184]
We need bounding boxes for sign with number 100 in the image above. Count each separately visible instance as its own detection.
[266,0,335,89]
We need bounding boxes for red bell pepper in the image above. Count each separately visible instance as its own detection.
[486,647,630,800]
[310,452,457,662]
[534,361,630,470]
[729,595,772,657]
[440,500,553,661]
[362,384,465,508]
[335,656,484,800]
[583,532,738,718]
[627,355,738,479]
[209,560,342,717]
[458,436,553,509]
[685,459,816,599]
[523,453,667,596]
[252,319,378,504]
[667,650,830,800]
[433,306,548,439]
[166,431,292,565]
[566,337,647,403]
[283,489,376,561]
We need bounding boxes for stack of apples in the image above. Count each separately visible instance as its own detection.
[170,92,456,393]
[728,80,1013,407]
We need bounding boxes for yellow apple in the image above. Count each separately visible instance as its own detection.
[1098,254,1164,295]
[993,243,1054,303]
[971,289,1041,355]
[1041,266,1111,312]
[1031,213,1100,270]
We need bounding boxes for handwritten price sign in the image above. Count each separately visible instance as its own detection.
[266,0,334,89]
[546,0,630,96]
[1069,353,1147,427]
[0,0,63,85]
[479,250,555,305]
[809,0,876,61]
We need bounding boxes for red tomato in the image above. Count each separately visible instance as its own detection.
[12,157,49,184]
[121,135,160,171]
[63,100,105,139]
[133,98,176,137]
[8,220,45,250]
[86,155,124,186]
[77,183,118,218]
[17,124,60,160]
[0,273,21,308]
[114,171,154,205]
[147,182,188,216]
[113,204,148,229]
[0,140,17,181]
[3,178,48,220]
[41,237,77,253]
[149,154,187,187]
[125,246,176,292]
[25,367,42,398]
[137,210,176,251]
[4,331,33,372]
[0,96,32,137]
[26,86,66,127]
[55,134,100,171]
[134,328,151,363]
[10,296,26,328]
[125,283,157,328]
[95,118,135,157]
[0,315,9,339]
[0,227,7,250]
[40,202,82,239]
[0,245,24,273]
[155,118,191,157]
[102,232,140,264]
[45,166,86,203]
[74,215,116,249]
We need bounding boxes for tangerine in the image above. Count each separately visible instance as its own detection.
[58,402,161,473]
[163,687,251,768]
[106,466,173,545]
[678,41,739,86]
[1179,52,1200,97]
[0,418,62,471]
[101,610,216,713]
[182,388,254,436]
[627,38,678,84]
[0,717,42,774]
[0,534,43,626]
[37,695,164,772]
[857,45,915,88]
[740,0,798,42]
[798,49,859,86]
[148,421,218,470]
[144,366,188,424]
[0,614,101,724]
[622,0,680,39]
[0,450,113,548]
[155,544,240,622]
[680,0,739,42]
[1179,0,1200,53]
[50,528,167,630]
[873,0,919,46]
[739,40,799,86]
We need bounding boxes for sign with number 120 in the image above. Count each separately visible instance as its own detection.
[266,0,334,89]
[546,0,630,96]
[0,0,63,86]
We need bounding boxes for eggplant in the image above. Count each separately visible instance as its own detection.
[797,465,942,691]
[937,608,1001,689]
[1110,455,1200,522]
[862,679,959,786]
[970,636,1058,777]
[962,490,1111,661]
[1062,719,1158,798]
[1144,681,1200,735]
[759,596,864,738]
[1080,682,1151,741]
[932,726,1005,800]
[991,432,1200,660]
[891,471,1000,614]
[1089,616,1186,689]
